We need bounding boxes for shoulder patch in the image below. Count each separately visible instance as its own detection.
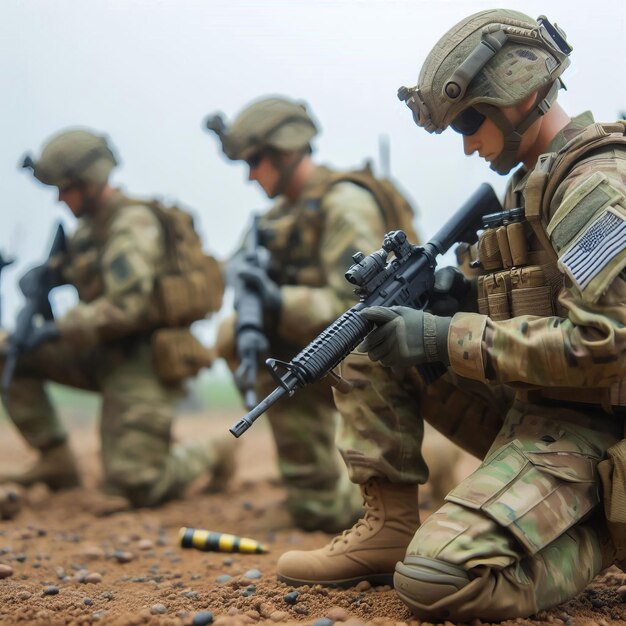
[558,206,626,302]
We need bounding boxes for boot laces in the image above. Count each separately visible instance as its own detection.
[330,482,381,550]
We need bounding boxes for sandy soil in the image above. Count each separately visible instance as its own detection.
[1,408,626,626]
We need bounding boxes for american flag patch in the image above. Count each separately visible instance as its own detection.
[560,207,626,291]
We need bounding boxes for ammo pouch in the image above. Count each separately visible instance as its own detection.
[154,256,224,327]
[598,439,626,568]
[478,265,554,320]
[151,328,215,382]
[477,222,529,272]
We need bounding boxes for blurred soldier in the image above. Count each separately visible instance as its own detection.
[358,9,626,621]
[206,96,425,534]
[0,128,234,509]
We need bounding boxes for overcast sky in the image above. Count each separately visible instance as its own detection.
[1,0,625,331]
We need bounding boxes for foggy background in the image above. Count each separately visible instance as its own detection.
[1,0,625,338]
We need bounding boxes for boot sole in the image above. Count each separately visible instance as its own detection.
[277,572,394,589]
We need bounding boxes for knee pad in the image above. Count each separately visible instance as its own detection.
[394,555,470,606]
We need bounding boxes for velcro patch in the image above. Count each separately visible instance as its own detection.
[559,207,626,299]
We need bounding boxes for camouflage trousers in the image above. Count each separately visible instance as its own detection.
[334,353,512,484]
[0,335,219,507]
[218,316,359,531]
[399,395,622,622]
[256,367,360,531]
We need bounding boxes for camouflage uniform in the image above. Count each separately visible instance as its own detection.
[209,96,433,532]
[387,10,626,621]
[2,129,230,508]
[219,164,404,529]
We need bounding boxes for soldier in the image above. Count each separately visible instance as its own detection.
[358,9,626,621]
[0,128,235,510]
[206,96,425,534]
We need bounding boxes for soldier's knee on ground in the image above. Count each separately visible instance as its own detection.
[394,555,470,607]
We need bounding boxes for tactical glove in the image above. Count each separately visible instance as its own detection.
[237,266,282,315]
[428,266,477,316]
[16,321,60,355]
[359,306,451,369]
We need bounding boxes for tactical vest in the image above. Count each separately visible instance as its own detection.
[65,193,224,327]
[259,164,419,287]
[475,121,626,408]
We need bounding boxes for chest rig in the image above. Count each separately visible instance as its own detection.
[475,179,564,322]
[65,201,121,303]
[258,164,418,287]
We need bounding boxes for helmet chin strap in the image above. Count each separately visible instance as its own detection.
[268,150,306,199]
[476,80,561,175]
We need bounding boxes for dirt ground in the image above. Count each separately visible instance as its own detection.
[1,406,626,626]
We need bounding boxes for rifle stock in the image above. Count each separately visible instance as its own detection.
[229,183,501,437]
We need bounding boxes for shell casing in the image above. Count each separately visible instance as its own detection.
[179,527,269,554]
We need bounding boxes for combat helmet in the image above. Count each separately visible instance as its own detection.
[398,9,572,174]
[22,128,118,188]
[204,96,318,162]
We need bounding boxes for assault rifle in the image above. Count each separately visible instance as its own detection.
[2,224,66,392]
[229,183,501,437]
[232,215,270,409]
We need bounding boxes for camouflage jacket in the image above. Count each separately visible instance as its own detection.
[259,165,391,346]
[448,113,626,405]
[55,189,169,347]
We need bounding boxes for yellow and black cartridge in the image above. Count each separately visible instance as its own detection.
[179,527,269,554]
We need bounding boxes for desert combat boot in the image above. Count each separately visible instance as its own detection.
[277,479,420,587]
[0,441,81,490]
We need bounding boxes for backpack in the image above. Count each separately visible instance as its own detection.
[148,201,224,326]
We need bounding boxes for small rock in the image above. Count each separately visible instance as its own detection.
[327,607,349,622]
[0,564,13,579]
[259,603,274,618]
[245,610,261,621]
[150,603,167,615]
[18,591,31,600]
[42,585,59,596]
[294,605,309,615]
[244,568,262,580]
[216,574,232,583]
[184,591,199,599]
[83,598,93,606]
[284,591,299,605]
[83,546,105,561]
[192,611,214,626]
[84,572,102,584]
[314,619,334,626]
[354,580,371,592]
[617,585,626,601]
[270,611,290,622]
[138,539,153,551]
[223,557,233,566]
[227,607,240,616]
[13,553,26,563]
[113,550,134,563]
